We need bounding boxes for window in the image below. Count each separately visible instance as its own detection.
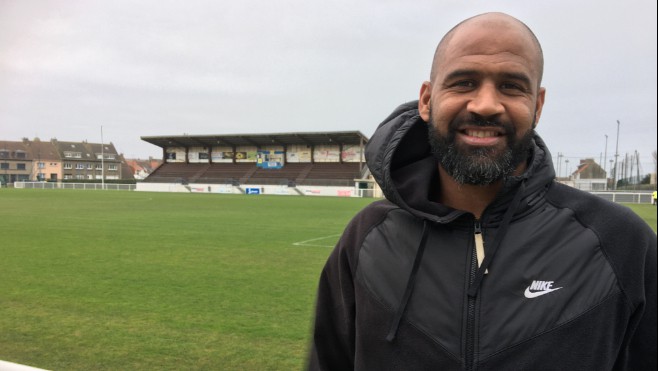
[64,163,73,169]
[76,174,85,180]
[108,164,118,171]
[38,162,45,169]
[15,151,26,159]
[64,152,82,158]
[0,163,8,170]
[98,153,116,160]
[37,173,45,181]
[17,163,26,170]
[96,164,102,170]
[87,164,93,170]
[64,174,73,180]
[76,163,85,170]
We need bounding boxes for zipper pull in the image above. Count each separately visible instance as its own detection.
[474,221,488,274]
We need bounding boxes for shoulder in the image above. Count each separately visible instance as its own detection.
[545,182,656,300]
[328,199,407,270]
[340,199,403,247]
[545,182,650,233]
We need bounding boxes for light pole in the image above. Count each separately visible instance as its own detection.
[613,120,620,190]
[604,134,608,190]
[101,125,105,190]
[564,159,571,180]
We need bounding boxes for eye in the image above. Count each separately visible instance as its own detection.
[500,82,528,93]
[501,82,521,90]
[449,80,476,90]
[456,80,475,87]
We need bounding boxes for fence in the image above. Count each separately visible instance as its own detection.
[590,191,654,204]
[14,181,136,191]
[12,182,653,203]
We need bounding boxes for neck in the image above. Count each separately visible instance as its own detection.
[437,163,527,219]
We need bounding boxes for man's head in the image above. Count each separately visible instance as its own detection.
[419,12,546,185]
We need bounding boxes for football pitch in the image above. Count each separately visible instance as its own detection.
[0,189,655,370]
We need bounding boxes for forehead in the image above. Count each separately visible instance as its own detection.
[436,18,541,83]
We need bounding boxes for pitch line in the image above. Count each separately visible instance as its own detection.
[292,234,341,247]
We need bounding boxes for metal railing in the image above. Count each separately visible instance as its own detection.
[14,182,136,191]
[590,191,654,204]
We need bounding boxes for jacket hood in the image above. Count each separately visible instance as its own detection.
[365,100,556,223]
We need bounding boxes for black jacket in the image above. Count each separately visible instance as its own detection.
[309,101,657,370]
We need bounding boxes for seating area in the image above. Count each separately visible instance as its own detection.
[144,162,364,186]
[300,163,363,185]
[143,163,208,183]
[196,163,256,184]
[246,163,311,185]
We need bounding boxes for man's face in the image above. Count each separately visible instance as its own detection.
[427,108,535,185]
[419,15,546,185]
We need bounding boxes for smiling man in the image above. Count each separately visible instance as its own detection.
[308,12,656,371]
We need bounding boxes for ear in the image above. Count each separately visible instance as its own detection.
[419,81,432,122]
[532,87,546,128]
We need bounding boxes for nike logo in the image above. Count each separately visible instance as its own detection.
[524,280,563,298]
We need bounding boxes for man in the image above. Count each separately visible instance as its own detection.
[308,12,657,371]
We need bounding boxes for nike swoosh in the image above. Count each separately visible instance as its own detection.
[524,287,563,298]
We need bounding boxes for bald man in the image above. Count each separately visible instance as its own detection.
[308,13,656,371]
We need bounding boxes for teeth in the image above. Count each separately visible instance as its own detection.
[467,130,497,138]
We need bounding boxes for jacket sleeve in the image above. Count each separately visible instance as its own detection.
[619,226,657,370]
[307,237,357,370]
[307,202,391,371]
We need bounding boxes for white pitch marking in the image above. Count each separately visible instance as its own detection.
[293,234,341,247]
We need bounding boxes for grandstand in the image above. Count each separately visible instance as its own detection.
[138,131,376,196]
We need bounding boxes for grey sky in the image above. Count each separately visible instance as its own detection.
[1,0,656,176]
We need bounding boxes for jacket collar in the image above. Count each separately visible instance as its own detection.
[365,101,556,223]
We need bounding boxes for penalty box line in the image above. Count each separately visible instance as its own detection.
[292,234,341,247]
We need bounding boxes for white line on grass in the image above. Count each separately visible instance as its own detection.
[292,234,341,247]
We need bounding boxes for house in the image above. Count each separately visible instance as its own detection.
[571,158,608,191]
[0,140,33,185]
[125,158,162,180]
[1,138,134,185]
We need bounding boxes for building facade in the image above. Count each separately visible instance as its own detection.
[0,138,133,185]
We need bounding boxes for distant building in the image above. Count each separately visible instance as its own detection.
[0,138,134,185]
[125,158,162,180]
[0,140,33,185]
[571,158,608,191]
[24,137,63,181]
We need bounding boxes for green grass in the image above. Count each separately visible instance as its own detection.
[625,203,657,232]
[0,190,655,370]
[0,189,373,370]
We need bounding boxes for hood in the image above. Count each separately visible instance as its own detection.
[365,100,556,223]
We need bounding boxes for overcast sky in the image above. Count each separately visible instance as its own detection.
[1,0,656,176]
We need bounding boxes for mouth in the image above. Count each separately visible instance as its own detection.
[457,127,505,146]
[463,129,502,138]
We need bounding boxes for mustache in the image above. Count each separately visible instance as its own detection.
[450,115,514,133]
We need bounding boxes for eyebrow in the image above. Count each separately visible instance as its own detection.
[443,69,533,87]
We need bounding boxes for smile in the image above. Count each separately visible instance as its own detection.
[464,130,501,138]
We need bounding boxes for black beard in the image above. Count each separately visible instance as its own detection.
[427,114,534,186]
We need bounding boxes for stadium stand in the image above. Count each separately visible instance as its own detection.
[139,132,375,196]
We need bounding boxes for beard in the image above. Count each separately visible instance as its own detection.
[427,112,535,186]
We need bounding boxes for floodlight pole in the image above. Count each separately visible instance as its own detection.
[613,120,620,190]
[101,125,105,190]
[604,134,608,190]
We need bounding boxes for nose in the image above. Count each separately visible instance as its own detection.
[467,82,504,118]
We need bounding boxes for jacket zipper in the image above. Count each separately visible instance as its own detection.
[465,220,481,371]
